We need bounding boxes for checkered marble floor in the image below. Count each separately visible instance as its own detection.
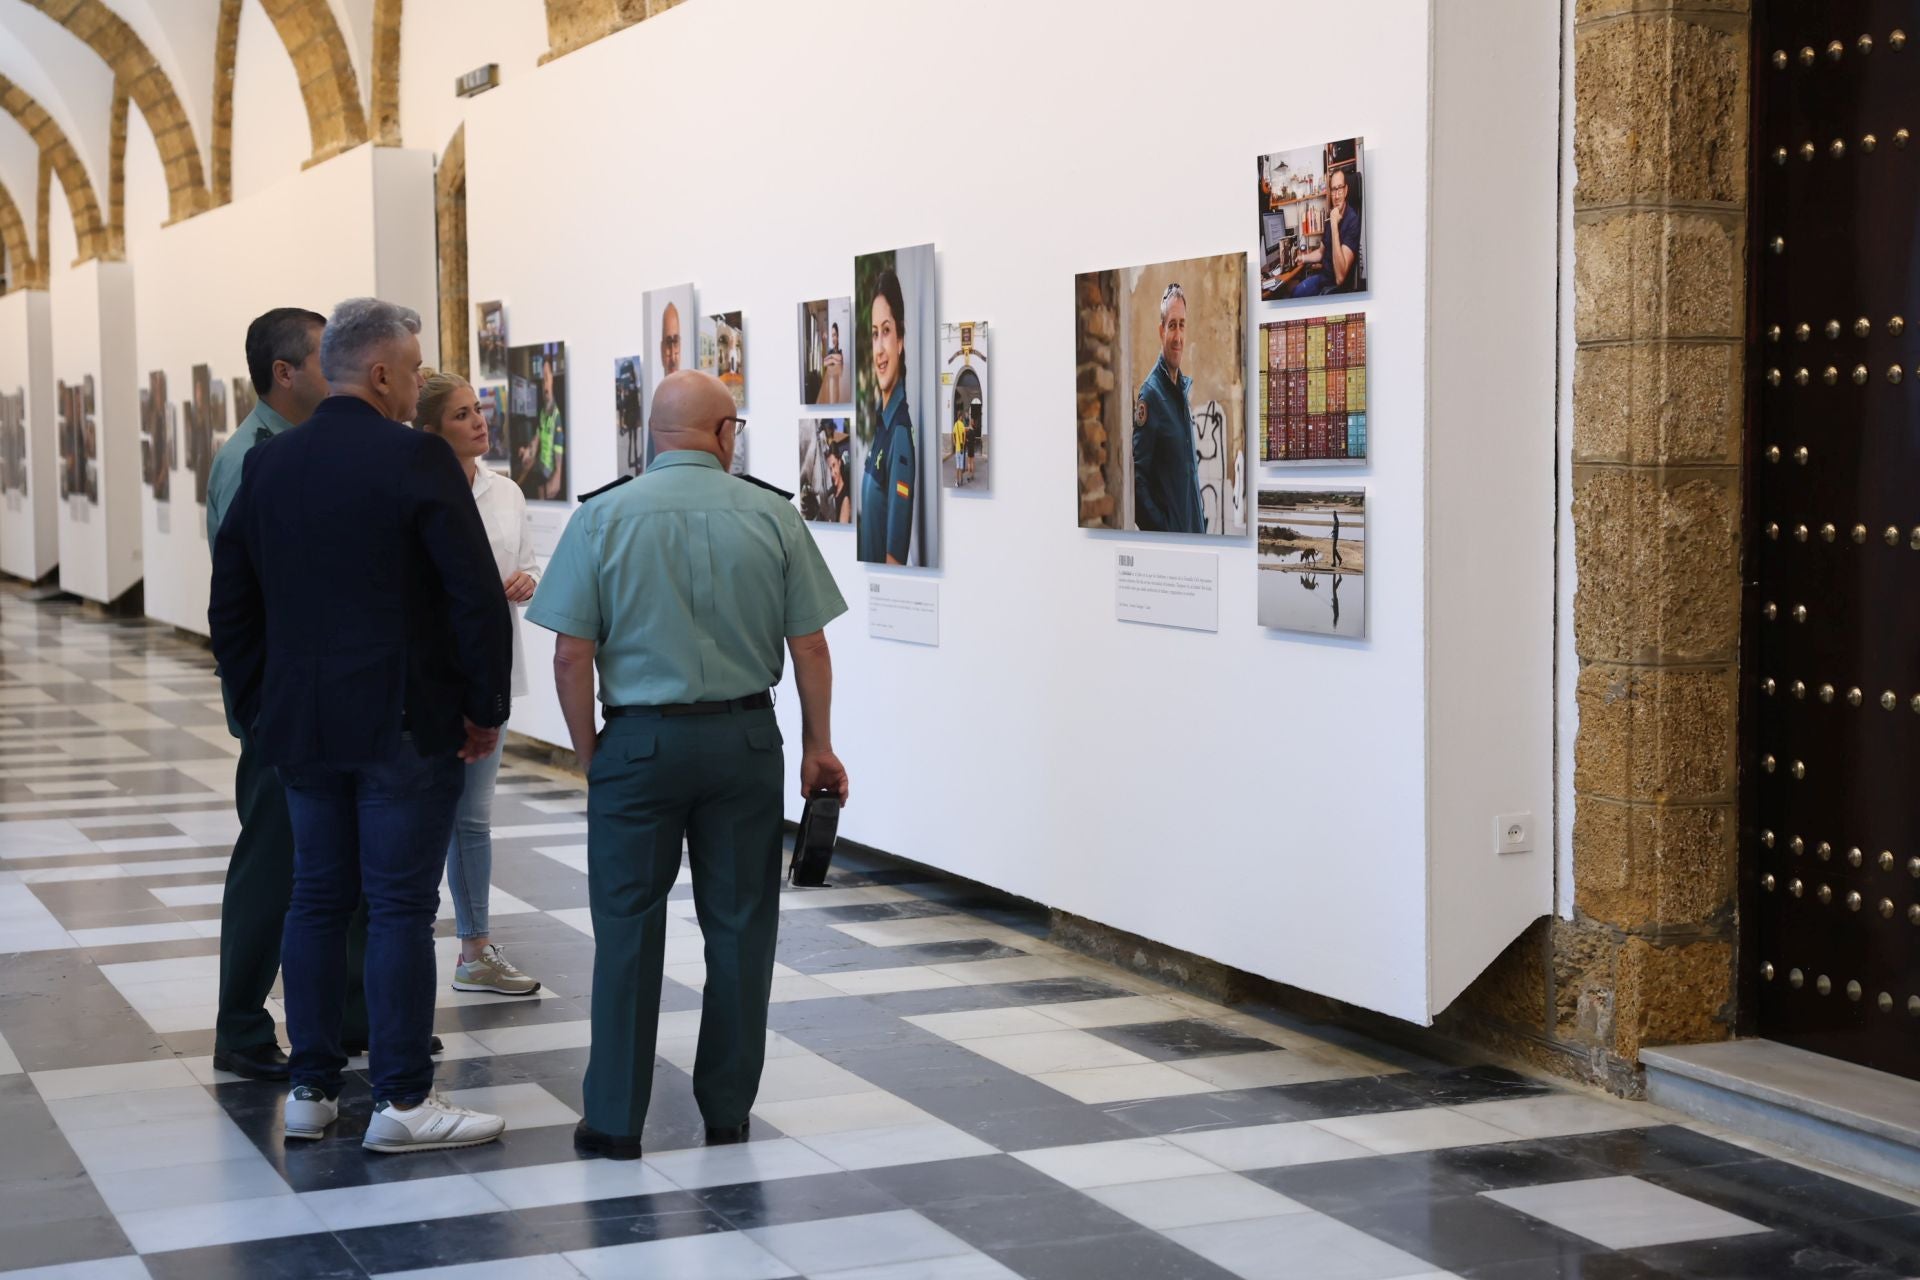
[4,584,1920,1279]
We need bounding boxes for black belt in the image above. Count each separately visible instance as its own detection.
[605,691,773,718]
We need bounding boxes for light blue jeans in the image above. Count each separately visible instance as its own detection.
[445,735,504,940]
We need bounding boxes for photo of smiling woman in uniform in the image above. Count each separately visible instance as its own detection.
[853,244,940,568]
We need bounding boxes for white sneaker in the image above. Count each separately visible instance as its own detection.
[362,1091,505,1153]
[284,1085,338,1140]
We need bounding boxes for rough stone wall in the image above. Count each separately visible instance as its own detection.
[20,0,211,222]
[1444,0,1750,1096]
[255,0,370,166]
[0,181,38,291]
[106,81,127,257]
[2,75,110,264]
[1076,270,1120,528]
[372,0,403,146]
[543,0,686,63]
[436,126,468,380]
[211,0,240,206]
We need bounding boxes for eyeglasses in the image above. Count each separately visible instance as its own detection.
[717,415,746,436]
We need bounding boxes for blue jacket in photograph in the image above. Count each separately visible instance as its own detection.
[1132,355,1204,534]
[208,394,512,767]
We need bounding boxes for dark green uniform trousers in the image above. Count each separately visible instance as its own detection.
[583,707,785,1138]
[216,728,369,1052]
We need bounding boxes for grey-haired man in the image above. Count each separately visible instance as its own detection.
[209,297,513,1154]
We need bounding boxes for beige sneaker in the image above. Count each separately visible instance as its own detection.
[452,943,541,995]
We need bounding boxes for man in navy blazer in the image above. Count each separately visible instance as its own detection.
[209,297,514,1154]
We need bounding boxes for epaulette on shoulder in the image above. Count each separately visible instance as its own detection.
[737,473,794,501]
[577,475,634,502]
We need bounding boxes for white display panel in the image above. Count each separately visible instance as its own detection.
[452,0,1556,1024]
[0,289,58,582]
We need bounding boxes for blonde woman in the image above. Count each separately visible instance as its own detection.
[417,372,542,996]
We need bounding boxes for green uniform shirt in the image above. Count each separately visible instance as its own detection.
[526,450,848,706]
[206,399,295,545]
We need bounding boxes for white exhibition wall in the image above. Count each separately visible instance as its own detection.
[465,0,1559,1023]
[134,146,439,636]
[0,289,56,582]
[50,260,141,606]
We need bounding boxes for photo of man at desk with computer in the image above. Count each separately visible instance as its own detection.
[1258,137,1366,303]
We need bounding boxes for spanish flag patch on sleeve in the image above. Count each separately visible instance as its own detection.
[896,481,911,499]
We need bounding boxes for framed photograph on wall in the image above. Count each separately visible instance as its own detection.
[476,385,509,475]
[507,341,568,502]
[476,301,508,380]
[853,243,939,568]
[1075,252,1247,537]
[613,356,644,478]
[1261,313,1367,464]
[1257,137,1365,302]
[698,311,746,410]
[799,297,853,408]
[939,321,989,492]
[642,283,695,467]
[798,417,852,525]
[1258,487,1366,638]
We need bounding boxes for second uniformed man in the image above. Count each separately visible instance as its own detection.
[527,370,850,1160]
[1132,282,1205,534]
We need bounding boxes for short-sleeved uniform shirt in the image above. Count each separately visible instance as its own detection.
[525,450,847,706]
[206,399,295,544]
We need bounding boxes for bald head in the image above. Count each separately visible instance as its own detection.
[649,369,738,469]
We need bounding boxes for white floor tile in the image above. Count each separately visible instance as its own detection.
[93,835,200,855]
[0,1029,19,1075]
[91,1155,292,1214]
[0,882,75,951]
[473,1156,676,1209]
[148,881,224,906]
[116,1192,326,1253]
[45,1083,224,1133]
[829,916,991,947]
[796,1120,998,1170]
[904,1006,1065,1041]
[753,1054,876,1104]
[467,1018,595,1056]
[752,1090,934,1138]
[547,906,594,938]
[1013,1136,1224,1189]
[778,885,915,911]
[64,1115,262,1173]
[1167,1212,1440,1280]
[644,1138,842,1189]
[1485,1175,1772,1250]
[23,779,120,795]
[1166,1121,1377,1171]
[809,1256,1020,1280]
[1085,1172,1312,1230]
[566,1230,795,1280]
[375,1257,588,1280]
[68,921,210,947]
[1310,1107,1519,1156]
[927,956,1082,986]
[532,845,589,874]
[1029,995,1189,1029]
[1032,1062,1222,1104]
[769,974,845,1002]
[440,1083,580,1130]
[817,966,966,996]
[1168,1049,1374,1091]
[302,1173,508,1231]
[749,1209,973,1273]
[31,1056,199,1099]
[958,1029,1151,1076]
[1454,1094,1661,1140]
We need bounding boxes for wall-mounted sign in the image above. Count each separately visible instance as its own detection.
[455,64,501,98]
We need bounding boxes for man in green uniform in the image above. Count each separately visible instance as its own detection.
[528,369,849,1160]
[205,307,367,1077]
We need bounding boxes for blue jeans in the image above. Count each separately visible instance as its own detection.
[279,742,464,1106]
[446,735,504,939]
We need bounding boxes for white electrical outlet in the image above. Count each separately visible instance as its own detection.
[1494,812,1534,855]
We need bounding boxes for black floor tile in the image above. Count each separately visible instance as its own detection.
[141,1232,369,1280]
[1321,1189,1605,1273]
[855,1154,1064,1207]
[1084,1018,1280,1062]
[529,1206,735,1252]
[513,1188,705,1228]
[694,1170,903,1228]
[990,1228,1242,1280]
[1385,1063,1558,1107]
[924,1187,1142,1251]
[1619,1231,1909,1279]
[335,1209,552,1274]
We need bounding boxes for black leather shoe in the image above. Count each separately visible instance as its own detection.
[705,1120,750,1146]
[341,1036,442,1056]
[574,1121,643,1161]
[212,1043,290,1081]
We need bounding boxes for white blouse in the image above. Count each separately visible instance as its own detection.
[471,466,540,698]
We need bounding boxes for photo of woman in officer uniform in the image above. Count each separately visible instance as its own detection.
[853,243,939,568]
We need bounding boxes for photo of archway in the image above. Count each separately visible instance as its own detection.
[1075,252,1246,536]
[939,321,989,491]
[1258,137,1365,301]
[1258,488,1366,638]
[799,297,852,407]
[508,341,568,502]
[698,311,746,410]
